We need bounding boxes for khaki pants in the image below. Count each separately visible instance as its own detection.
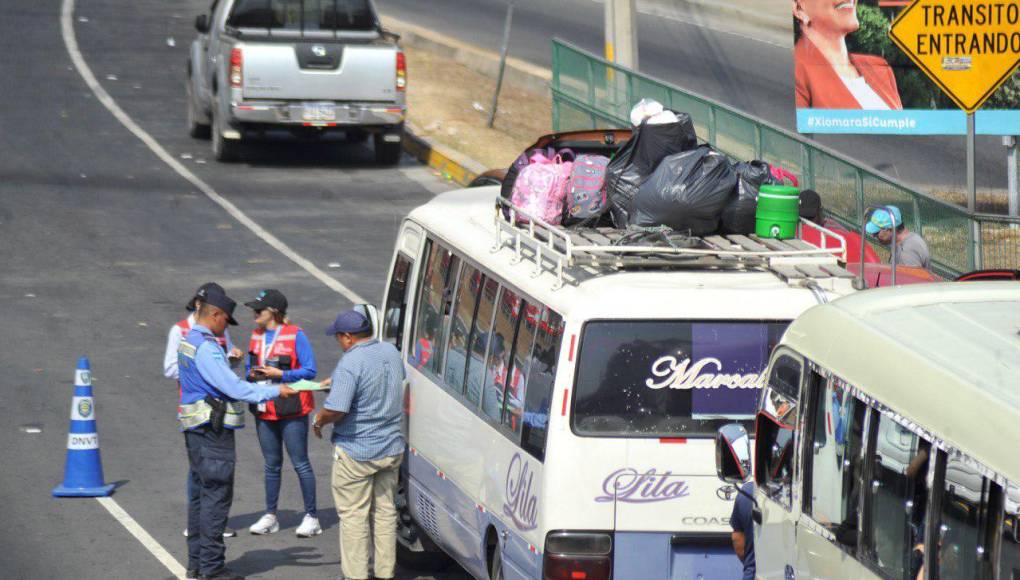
[331,447,402,580]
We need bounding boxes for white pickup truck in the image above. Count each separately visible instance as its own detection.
[187,0,406,164]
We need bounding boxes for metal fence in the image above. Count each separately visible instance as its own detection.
[551,39,1020,277]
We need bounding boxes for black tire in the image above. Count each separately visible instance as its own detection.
[186,76,211,140]
[469,175,502,188]
[374,131,403,166]
[489,545,503,580]
[396,540,453,572]
[211,110,240,163]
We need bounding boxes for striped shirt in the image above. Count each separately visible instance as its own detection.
[324,339,405,461]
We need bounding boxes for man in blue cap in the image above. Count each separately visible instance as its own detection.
[312,309,405,580]
[866,205,931,270]
[178,289,297,580]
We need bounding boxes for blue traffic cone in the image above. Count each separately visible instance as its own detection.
[53,357,115,497]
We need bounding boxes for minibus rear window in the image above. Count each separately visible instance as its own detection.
[572,320,787,437]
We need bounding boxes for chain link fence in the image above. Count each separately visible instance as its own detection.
[551,39,1020,278]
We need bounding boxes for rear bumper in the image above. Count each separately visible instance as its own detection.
[229,100,406,128]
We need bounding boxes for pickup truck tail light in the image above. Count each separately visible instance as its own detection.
[229,48,243,88]
[396,51,406,91]
[543,532,612,580]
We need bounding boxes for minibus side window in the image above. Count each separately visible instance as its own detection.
[444,265,481,396]
[520,309,563,461]
[803,372,867,550]
[931,453,998,580]
[465,277,499,407]
[382,253,413,351]
[1001,483,1020,579]
[411,242,458,376]
[504,304,539,436]
[755,354,802,510]
[862,415,931,580]
[481,287,522,423]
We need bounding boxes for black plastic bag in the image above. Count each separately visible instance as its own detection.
[720,160,771,235]
[629,145,737,236]
[606,113,698,226]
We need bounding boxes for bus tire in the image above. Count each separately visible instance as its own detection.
[489,545,503,580]
[396,540,452,572]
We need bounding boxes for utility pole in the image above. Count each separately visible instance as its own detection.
[604,0,638,69]
[1007,135,1019,220]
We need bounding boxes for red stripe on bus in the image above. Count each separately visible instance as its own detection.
[561,389,569,416]
[659,438,687,444]
[568,334,576,362]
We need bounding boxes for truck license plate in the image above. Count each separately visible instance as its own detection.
[301,103,336,122]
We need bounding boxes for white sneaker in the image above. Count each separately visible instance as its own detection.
[249,513,280,535]
[295,514,322,538]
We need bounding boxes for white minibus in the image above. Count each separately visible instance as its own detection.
[717,282,1020,580]
[369,186,855,579]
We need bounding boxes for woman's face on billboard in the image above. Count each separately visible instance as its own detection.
[795,0,860,35]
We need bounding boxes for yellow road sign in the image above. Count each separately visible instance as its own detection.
[889,0,1020,113]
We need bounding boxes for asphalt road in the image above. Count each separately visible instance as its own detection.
[380,0,1009,197]
[0,0,468,578]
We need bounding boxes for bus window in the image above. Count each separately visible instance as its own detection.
[412,242,457,376]
[520,308,562,461]
[755,354,802,510]
[481,287,522,423]
[465,277,499,407]
[573,320,786,436]
[863,416,931,580]
[933,454,996,580]
[382,253,412,350]
[505,303,539,435]
[1002,483,1020,579]
[803,373,867,549]
[444,265,481,396]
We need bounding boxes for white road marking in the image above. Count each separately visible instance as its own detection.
[96,497,187,580]
[58,0,378,575]
[60,0,368,305]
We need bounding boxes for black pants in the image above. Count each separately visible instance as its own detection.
[185,426,236,574]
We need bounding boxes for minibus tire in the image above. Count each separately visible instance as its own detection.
[489,547,503,580]
[396,541,452,572]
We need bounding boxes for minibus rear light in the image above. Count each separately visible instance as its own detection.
[543,556,611,580]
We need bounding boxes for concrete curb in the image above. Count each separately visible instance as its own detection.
[403,121,489,188]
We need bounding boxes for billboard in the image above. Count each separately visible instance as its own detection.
[794,0,1020,135]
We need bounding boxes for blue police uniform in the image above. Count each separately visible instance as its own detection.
[178,324,280,577]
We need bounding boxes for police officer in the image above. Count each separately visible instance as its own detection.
[178,290,297,580]
[164,281,241,539]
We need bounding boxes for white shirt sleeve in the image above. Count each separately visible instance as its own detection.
[164,325,183,380]
[224,328,241,368]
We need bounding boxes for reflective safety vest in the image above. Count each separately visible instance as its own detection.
[249,325,314,420]
[177,327,245,431]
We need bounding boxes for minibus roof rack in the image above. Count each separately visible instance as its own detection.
[493,198,855,290]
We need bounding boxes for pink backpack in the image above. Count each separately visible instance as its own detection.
[510,152,574,225]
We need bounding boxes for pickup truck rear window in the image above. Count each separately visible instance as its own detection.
[228,0,375,31]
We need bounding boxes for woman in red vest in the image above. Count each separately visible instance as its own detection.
[793,0,902,110]
[243,289,321,538]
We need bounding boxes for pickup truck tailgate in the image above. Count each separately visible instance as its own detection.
[242,42,397,102]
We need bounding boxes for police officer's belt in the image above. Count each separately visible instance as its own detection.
[178,398,245,431]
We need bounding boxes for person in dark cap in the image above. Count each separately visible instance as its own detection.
[177,289,298,580]
[164,282,241,540]
[312,309,405,580]
[242,289,321,538]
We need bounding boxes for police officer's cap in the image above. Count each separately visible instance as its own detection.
[186,282,226,312]
[244,289,288,314]
[202,290,239,326]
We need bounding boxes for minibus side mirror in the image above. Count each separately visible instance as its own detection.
[354,304,382,342]
[194,14,210,33]
[716,423,751,484]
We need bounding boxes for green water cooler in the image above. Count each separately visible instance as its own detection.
[755,185,800,239]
